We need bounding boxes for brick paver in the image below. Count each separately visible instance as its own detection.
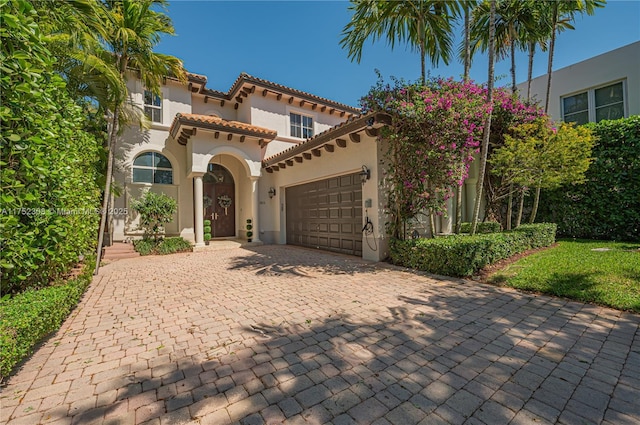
[1,245,638,424]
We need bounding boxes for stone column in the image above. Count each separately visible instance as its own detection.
[193,174,205,247]
[440,197,453,234]
[250,176,261,243]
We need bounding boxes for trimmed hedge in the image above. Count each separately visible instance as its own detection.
[390,223,557,277]
[133,237,192,256]
[459,221,501,234]
[0,258,94,381]
[537,116,640,241]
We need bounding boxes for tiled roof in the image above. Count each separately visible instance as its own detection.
[263,112,392,168]
[186,72,207,84]
[170,113,277,140]
[224,73,361,114]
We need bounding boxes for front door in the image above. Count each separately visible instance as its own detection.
[203,164,235,238]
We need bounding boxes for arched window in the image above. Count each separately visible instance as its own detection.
[132,152,173,184]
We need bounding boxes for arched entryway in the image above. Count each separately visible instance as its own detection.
[203,163,235,238]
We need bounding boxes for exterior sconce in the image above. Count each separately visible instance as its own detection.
[359,165,371,184]
[268,187,276,198]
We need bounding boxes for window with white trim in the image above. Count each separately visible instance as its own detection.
[144,90,162,123]
[132,152,173,184]
[290,112,313,138]
[562,81,625,125]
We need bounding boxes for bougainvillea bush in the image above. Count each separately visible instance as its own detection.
[362,76,491,237]
[361,75,547,237]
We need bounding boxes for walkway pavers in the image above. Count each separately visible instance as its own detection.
[1,245,638,425]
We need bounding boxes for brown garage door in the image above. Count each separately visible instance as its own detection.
[286,173,363,256]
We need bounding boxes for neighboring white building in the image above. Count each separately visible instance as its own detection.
[518,41,639,124]
[112,71,410,261]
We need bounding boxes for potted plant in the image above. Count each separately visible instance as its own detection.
[246,219,253,242]
[204,219,212,245]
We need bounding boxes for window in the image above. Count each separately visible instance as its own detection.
[290,113,313,138]
[144,90,162,123]
[132,152,173,184]
[562,81,625,125]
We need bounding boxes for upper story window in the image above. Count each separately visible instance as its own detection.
[290,112,313,139]
[144,90,162,123]
[562,81,625,125]
[133,152,173,184]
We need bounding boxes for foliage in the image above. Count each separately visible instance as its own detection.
[537,116,640,241]
[390,223,556,277]
[340,0,460,81]
[0,0,101,294]
[362,76,491,237]
[489,240,640,313]
[460,221,501,233]
[131,191,177,242]
[0,256,95,381]
[133,237,192,256]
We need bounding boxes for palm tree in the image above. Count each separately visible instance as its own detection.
[470,0,496,236]
[454,0,477,234]
[340,0,458,82]
[543,0,605,112]
[94,0,184,274]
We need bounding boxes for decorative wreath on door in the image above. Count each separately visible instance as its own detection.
[217,195,232,209]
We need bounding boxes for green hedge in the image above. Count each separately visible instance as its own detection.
[0,257,94,381]
[538,116,640,241]
[390,223,557,277]
[1,1,101,294]
[133,237,193,256]
[459,221,502,234]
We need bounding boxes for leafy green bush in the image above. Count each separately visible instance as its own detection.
[538,116,640,241]
[459,221,501,234]
[390,223,557,277]
[1,1,101,294]
[133,237,192,256]
[0,257,94,381]
[131,191,177,242]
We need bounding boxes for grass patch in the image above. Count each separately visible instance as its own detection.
[488,240,640,312]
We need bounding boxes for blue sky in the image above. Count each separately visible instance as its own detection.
[157,0,640,107]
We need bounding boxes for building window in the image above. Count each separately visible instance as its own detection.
[144,90,162,123]
[290,113,313,138]
[595,82,624,122]
[132,152,173,184]
[562,81,625,125]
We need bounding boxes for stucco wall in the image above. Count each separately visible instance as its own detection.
[517,41,640,122]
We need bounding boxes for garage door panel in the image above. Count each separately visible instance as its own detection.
[286,172,363,256]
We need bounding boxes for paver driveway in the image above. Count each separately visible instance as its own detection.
[1,245,639,425]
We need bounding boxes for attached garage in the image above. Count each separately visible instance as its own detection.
[286,172,363,256]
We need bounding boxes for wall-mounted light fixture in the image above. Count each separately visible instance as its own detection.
[268,187,276,198]
[359,165,371,184]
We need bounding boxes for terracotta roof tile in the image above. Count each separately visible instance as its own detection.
[170,113,277,140]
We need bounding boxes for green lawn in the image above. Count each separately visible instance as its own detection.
[488,240,640,313]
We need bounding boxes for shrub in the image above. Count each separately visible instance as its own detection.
[390,223,557,277]
[0,257,94,381]
[459,221,501,234]
[131,191,177,242]
[537,116,640,241]
[1,1,101,294]
[133,237,192,256]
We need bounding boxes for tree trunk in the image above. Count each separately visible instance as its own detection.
[506,183,513,230]
[471,0,496,235]
[544,6,558,112]
[420,42,426,84]
[510,39,517,94]
[527,42,535,101]
[515,188,525,227]
[429,209,436,238]
[455,4,471,235]
[529,186,541,224]
[94,104,119,275]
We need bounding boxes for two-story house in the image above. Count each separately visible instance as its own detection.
[112,72,402,261]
